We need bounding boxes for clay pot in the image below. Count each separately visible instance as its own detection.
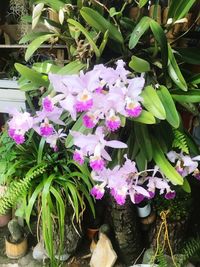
[5,235,28,259]
[0,210,12,227]
[87,228,99,241]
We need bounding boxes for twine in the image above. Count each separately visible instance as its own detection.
[150,210,178,267]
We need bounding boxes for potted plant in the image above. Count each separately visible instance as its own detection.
[5,218,28,259]
[2,0,200,265]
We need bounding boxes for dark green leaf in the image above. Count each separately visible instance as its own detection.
[176,48,200,65]
[129,16,150,49]
[168,45,187,91]
[172,89,200,103]
[152,138,183,185]
[134,124,152,161]
[157,85,180,128]
[168,0,196,21]
[150,19,168,69]
[182,177,191,193]
[80,7,124,44]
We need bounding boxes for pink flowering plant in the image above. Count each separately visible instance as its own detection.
[8,60,200,206]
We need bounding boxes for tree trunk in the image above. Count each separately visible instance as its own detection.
[106,195,143,265]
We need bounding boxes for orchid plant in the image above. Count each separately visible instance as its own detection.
[8,60,200,207]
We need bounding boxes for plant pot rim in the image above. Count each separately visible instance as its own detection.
[5,233,27,244]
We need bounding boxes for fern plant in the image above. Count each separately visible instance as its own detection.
[0,163,47,214]
[172,129,189,154]
[177,236,200,266]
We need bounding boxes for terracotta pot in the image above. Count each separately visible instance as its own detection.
[87,228,99,240]
[0,210,12,227]
[5,235,28,259]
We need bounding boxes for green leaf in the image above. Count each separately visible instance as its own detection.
[57,60,86,75]
[134,124,152,161]
[33,0,66,11]
[15,63,49,88]
[168,45,187,91]
[182,178,191,193]
[139,0,149,8]
[129,16,150,49]
[129,110,156,124]
[25,34,55,61]
[19,32,51,44]
[150,19,168,69]
[189,73,200,85]
[152,138,183,185]
[157,85,180,128]
[141,85,166,120]
[37,138,46,164]
[176,48,200,65]
[33,62,60,74]
[172,89,200,103]
[80,7,124,44]
[129,55,150,73]
[67,19,100,58]
[25,182,43,229]
[168,0,196,21]
[135,150,146,171]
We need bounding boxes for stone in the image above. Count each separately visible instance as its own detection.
[18,252,33,266]
[142,248,154,263]
[90,233,117,267]
[32,242,48,261]
[7,219,23,242]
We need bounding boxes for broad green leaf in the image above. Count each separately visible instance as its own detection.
[168,0,196,21]
[80,7,124,44]
[129,110,156,124]
[68,19,100,58]
[129,16,150,49]
[33,62,60,74]
[58,60,86,75]
[135,150,146,171]
[152,138,183,185]
[172,89,200,103]
[139,0,149,8]
[168,45,187,91]
[134,124,152,161]
[150,19,168,69]
[157,85,180,128]
[189,73,200,85]
[25,34,55,61]
[182,178,191,193]
[19,31,51,44]
[129,55,150,73]
[141,85,166,120]
[15,63,49,88]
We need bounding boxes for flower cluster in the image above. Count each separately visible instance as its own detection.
[90,156,175,205]
[49,60,144,131]
[167,151,200,180]
[7,61,188,205]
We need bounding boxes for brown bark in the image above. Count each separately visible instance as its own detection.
[106,196,143,265]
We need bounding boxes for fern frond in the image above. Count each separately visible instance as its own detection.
[178,236,200,266]
[172,129,189,154]
[0,164,47,215]
[157,249,168,267]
